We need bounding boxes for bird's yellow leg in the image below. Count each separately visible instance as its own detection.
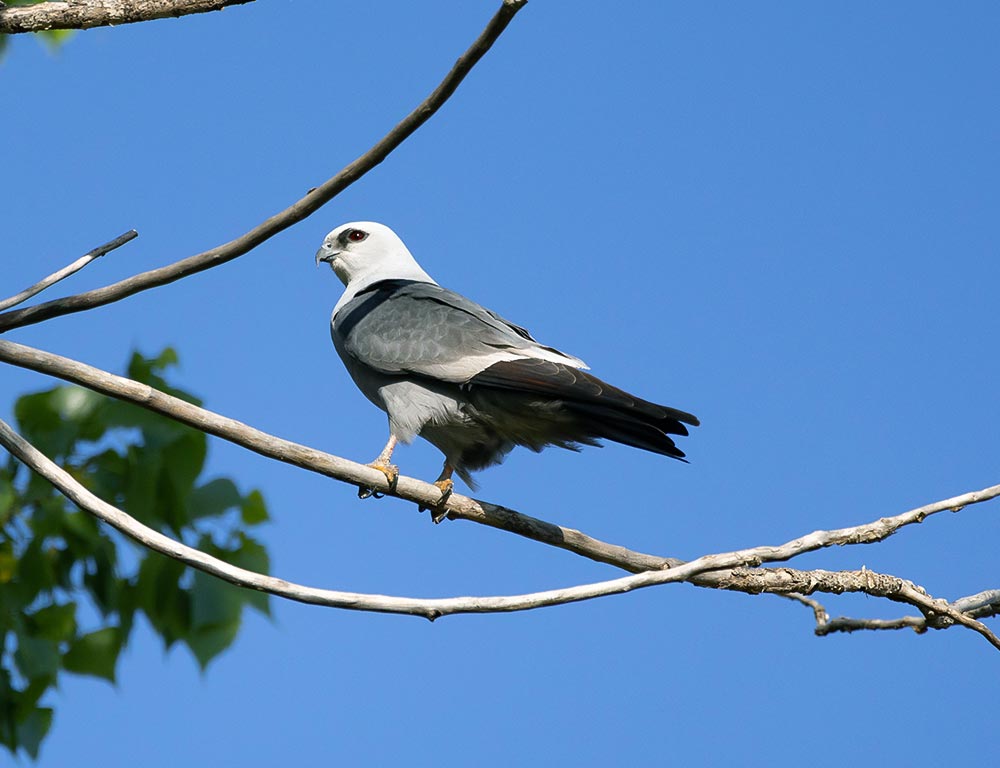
[429,463,455,523]
[360,436,399,497]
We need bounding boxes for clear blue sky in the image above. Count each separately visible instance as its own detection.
[4,1,1000,764]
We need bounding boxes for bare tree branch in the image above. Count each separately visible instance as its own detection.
[0,0,528,334]
[0,0,252,34]
[0,230,137,312]
[0,338,676,572]
[821,616,926,634]
[815,589,1000,637]
[1,338,998,645]
[4,413,999,649]
[955,589,1000,620]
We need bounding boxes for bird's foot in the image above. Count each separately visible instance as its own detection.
[429,478,454,524]
[358,461,399,499]
[417,479,455,522]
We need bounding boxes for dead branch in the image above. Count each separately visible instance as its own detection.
[0,230,137,312]
[4,413,998,651]
[0,0,252,34]
[0,338,997,646]
[815,588,1000,637]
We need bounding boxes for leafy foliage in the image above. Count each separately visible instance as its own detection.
[1,1,77,62]
[0,349,270,759]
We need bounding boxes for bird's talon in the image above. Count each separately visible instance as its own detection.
[427,478,454,524]
[365,461,399,493]
[433,478,454,504]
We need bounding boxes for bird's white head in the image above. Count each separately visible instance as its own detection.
[316,222,436,292]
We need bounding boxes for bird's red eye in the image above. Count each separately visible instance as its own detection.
[347,230,368,243]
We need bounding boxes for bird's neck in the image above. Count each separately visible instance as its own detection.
[333,267,437,316]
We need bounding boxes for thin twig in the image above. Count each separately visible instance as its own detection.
[0,0,528,333]
[895,584,1000,649]
[0,0,253,34]
[0,230,137,312]
[816,589,1000,637]
[820,615,927,635]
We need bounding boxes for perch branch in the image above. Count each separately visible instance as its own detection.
[0,338,676,573]
[0,230,137,312]
[1,339,998,645]
[4,414,999,650]
[5,341,998,574]
[0,0,528,333]
[0,0,252,34]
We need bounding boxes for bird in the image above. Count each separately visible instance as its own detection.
[317,221,698,517]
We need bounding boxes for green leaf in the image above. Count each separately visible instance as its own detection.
[186,621,241,671]
[15,541,56,603]
[232,534,269,574]
[0,474,16,524]
[161,431,206,496]
[0,548,15,585]
[191,570,243,629]
[134,553,190,647]
[37,29,75,52]
[62,627,122,683]
[83,546,119,616]
[61,510,102,551]
[15,389,74,458]
[157,430,207,532]
[122,444,162,525]
[25,603,77,643]
[14,386,106,458]
[16,678,51,718]
[240,489,269,525]
[189,571,244,669]
[17,707,53,760]
[14,635,60,681]
[189,478,242,520]
[126,348,202,406]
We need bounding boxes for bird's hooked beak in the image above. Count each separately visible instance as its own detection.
[315,244,341,268]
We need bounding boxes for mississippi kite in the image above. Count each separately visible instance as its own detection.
[317,222,698,511]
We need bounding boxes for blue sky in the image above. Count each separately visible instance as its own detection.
[4,1,1000,764]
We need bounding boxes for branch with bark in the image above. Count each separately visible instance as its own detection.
[1,0,997,652]
[0,0,251,34]
[0,338,997,646]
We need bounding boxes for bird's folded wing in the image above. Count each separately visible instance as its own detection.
[465,358,700,431]
[333,281,586,383]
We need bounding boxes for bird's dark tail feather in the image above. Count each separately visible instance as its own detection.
[466,358,699,460]
[564,401,688,460]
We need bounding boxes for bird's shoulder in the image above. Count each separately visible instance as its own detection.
[334,279,535,343]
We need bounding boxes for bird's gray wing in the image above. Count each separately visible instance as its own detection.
[333,280,584,383]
